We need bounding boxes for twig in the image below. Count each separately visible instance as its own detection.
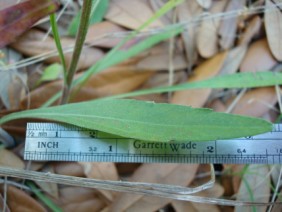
[3,176,7,212]
[225,88,247,113]
[0,166,281,207]
[267,165,282,212]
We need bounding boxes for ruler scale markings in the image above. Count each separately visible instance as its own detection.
[24,123,282,164]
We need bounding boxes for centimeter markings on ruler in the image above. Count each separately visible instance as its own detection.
[24,123,282,164]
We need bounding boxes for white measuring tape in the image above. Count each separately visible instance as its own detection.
[24,123,282,164]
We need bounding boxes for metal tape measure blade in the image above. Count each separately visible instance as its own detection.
[24,123,282,164]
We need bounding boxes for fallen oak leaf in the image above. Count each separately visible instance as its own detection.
[0,0,59,48]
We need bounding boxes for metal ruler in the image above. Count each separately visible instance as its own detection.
[24,123,282,164]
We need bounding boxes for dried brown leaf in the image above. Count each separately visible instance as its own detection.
[177,1,202,65]
[60,187,98,204]
[0,55,27,109]
[1,186,46,212]
[0,0,59,48]
[218,0,246,49]
[238,16,262,45]
[172,200,197,212]
[240,39,277,72]
[264,0,282,61]
[63,199,106,212]
[35,164,59,199]
[105,0,162,29]
[149,0,173,25]
[136,53,187,70]
[141,71,186,89]
[60,187,106,212]
[54,162,85,177]
[109,164,199,212]
[85,21,127,48]
[196,0,212,9]
[235,165,270,212]
[0,0,18,10]
[0,148,24,169]
[209,99,227,112]
[171,51,227,107]
[11,30,104,70]
[227,87,277,117]
[0,193,10,212]
[219,45,247,75]
[79,162,118,202]
[20,66,153,108]
[197,0,227,58]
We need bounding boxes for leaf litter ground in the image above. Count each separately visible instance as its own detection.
[0,0,282,211]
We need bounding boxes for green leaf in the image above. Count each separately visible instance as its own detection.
[0,99,272,142]
[106,71,282,99]
[27,181,63,212]
[38,63,62,83]
[75,26,184,85]
[68,0,109,36]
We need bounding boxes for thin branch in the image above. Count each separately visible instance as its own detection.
[0,166,281,207]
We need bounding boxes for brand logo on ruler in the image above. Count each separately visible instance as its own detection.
[24,123,282,164]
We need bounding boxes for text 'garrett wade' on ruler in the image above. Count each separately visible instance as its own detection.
[24,123,282,164]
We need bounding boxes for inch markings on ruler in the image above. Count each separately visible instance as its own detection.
[24,123,282,164]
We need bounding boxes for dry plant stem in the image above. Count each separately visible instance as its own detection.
[0,166,280,207]
[3,176,7,212]
[60,0,92,104]
[267,165,282,212]
[168,9,177,100]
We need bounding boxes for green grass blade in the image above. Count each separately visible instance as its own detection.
[27,181,63,212]
[0,99,272,142]
[50,14,67,79]
[40,0,184,105]
[74,0,184,88]
[68,0,109,36]
[75,26,183,85]
[104,71,282,99]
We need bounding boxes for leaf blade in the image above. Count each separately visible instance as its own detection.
[108,71,282,99]
[0,99,272,142]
